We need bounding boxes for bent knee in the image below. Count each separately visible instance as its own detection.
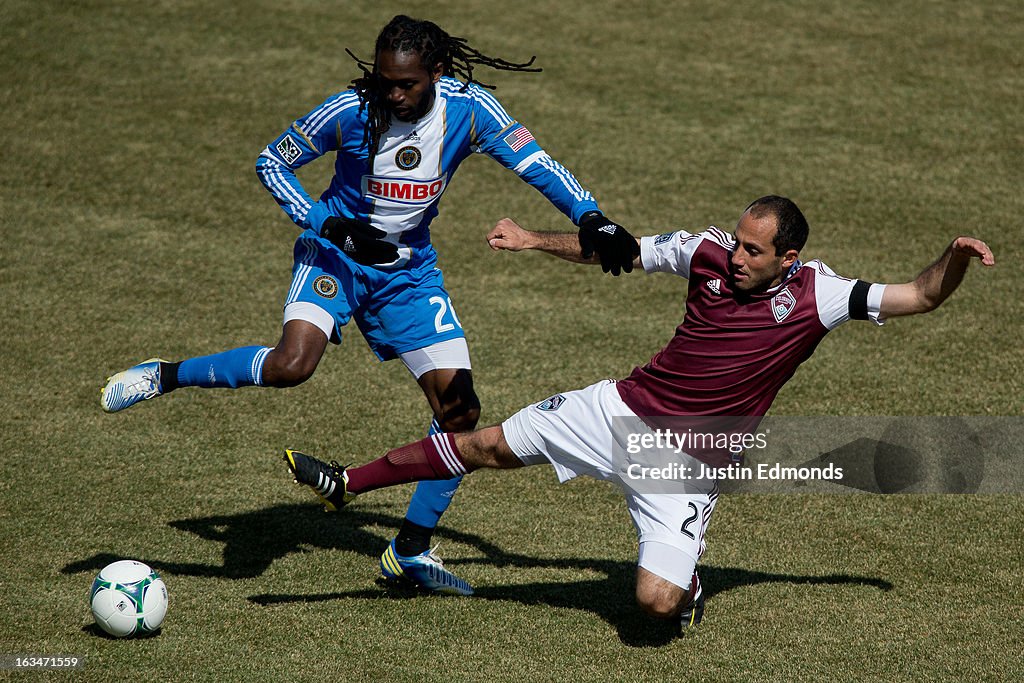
[635,568,690,621]
[436,394,481,432]
[636,591,684,621]
[262,350,318,387]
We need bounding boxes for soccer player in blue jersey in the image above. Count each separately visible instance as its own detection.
[101,15,639,594]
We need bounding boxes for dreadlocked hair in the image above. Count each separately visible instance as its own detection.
[347,15,542,158]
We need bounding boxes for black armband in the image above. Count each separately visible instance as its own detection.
[849,280,873,320]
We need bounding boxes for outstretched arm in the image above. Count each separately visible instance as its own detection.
[487,217,642,269]
[878,237,995,318]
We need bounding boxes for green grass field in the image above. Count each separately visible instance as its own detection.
[2,0,1022,680]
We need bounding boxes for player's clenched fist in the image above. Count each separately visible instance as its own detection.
[487,218,534,252]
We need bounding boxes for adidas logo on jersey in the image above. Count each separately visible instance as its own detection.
[707,278,722,295]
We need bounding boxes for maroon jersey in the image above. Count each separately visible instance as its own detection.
[616,228,884,421]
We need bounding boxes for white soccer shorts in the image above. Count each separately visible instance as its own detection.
[502,379,718,590]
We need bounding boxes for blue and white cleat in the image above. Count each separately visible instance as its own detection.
[380,538,474,596]
[101,358,166,413]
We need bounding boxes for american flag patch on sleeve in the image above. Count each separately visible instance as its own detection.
[503,126,535,152]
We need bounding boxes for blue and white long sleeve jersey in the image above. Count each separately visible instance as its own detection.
[256,76,600,266]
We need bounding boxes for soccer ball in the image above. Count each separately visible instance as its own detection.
[89,560,168,637]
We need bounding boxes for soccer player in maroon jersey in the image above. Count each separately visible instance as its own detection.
[283,195,994,628]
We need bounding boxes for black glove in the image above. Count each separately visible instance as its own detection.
[320,216,399,265]
[577,211,640,276]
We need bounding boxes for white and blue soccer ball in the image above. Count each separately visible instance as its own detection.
[90,560,168,637]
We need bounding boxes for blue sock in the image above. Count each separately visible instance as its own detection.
[175,346,271,389]
[404,419,464,529]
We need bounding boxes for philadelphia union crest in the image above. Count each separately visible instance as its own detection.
[771,286,797,323]
[312,275,338,299]
[395,146,422,171]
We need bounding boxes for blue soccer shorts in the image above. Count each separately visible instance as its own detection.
[282,231,467,363]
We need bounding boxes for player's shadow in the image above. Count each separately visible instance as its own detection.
[60,503,419,579]
[61,503,893,648]
[250,558,892,647]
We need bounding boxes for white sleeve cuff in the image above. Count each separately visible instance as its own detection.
[640,235,660,274]
[867,283,887,325]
